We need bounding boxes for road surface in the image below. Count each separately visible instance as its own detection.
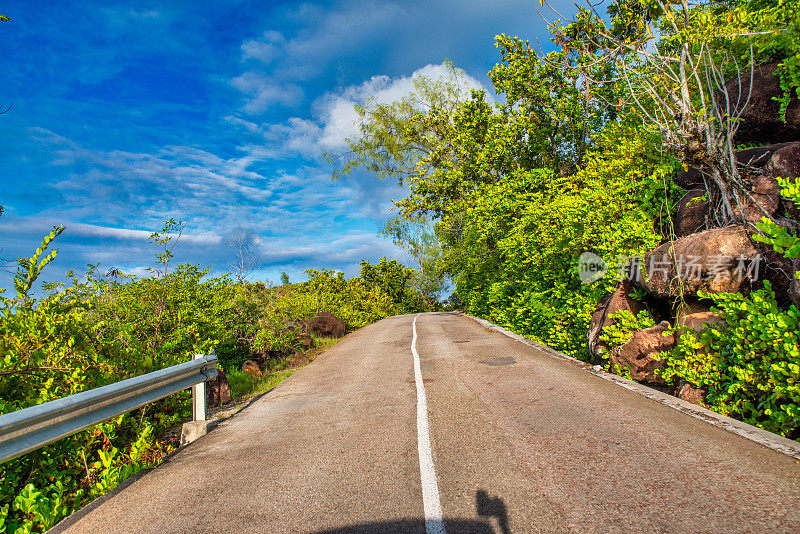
[54,312,800,533]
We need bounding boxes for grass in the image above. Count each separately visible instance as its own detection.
[223,334,341,405]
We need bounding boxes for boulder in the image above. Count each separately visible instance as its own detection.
[588,280,646,358]
[674,299,712,325]
[725,61,800,146]
[763,143,800,220]
[738,174,781,225]
[675,142,795,190]
[308,311,346,338]
[610,321,676,386]
[241,360,262,379]
[737,142,798,169]
[674,189,710,236]
[763,142,800,180]
[675,166,704,191]
[678,311,725,333]
[206,368,232,406]
[677,380,706,406]
[633,227,761,299]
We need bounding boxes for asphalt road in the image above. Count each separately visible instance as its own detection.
[54,312,800,533]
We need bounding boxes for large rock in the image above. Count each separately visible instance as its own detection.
[308,311,346,338]
[677,380,706,406]
[763,142,800,179]
[610,321,676,386]
[674,299,712,325]
[674,189,710,236]
[241,360,262,379]
[725,62,800,146]
[675,142,796,190]
[206,368,232,406]
[756,244,798,300]
[633,227,761,299]
[678,311,725,333]
[588,280,646,358]
[763,142,800,220]
[739,174,781,225]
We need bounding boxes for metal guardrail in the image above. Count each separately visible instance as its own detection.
[0,353,218,464]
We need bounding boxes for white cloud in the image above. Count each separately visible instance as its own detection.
[230,72,303,114]
[230,61,488,159]
[241,30,285,64]
[69,222,221,246]
[317,62,487,151]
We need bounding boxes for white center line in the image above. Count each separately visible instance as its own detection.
[412,313,446,534]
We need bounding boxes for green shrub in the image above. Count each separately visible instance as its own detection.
[599,309,657,351]
[662,283,800,439]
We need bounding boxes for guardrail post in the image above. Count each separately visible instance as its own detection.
[192,353,207,422]
[181,352,215,447]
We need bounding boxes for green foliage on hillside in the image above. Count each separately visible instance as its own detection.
[0,227,418,533]
[335,0,800,438]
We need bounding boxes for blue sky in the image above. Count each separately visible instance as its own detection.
[0,1,558,289]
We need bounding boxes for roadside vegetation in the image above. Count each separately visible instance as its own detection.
[0,219,427,533]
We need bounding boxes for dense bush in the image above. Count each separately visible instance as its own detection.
[663,284,800,439]
[450,123,676,358]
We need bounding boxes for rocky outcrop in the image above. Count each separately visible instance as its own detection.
[725,62,800,146]
[588,280,647,358]
[308,311,346,338]
[610,321,676,385]
[206,368,232,406]
[241,360,262,379]
[675,143,795,190]
[633,227,761,299]
[677,380,706,406]
[674,190,710,236]
[763,143,800,220]
[678,311,725,333]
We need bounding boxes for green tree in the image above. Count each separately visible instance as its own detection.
[544,0,799,226]
[381,217,446,310]
[359,258,422,313]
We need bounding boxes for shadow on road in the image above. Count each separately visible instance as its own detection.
[311,490,510,534]
[476,489,511,534]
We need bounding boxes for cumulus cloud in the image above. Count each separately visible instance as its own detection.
[0,123,408,291]
[229,61,488,159]
[316,62,488,151]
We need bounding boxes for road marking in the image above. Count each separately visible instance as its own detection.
[412,313,446,534]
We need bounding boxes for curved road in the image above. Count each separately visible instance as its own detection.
[54,313,800,533]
